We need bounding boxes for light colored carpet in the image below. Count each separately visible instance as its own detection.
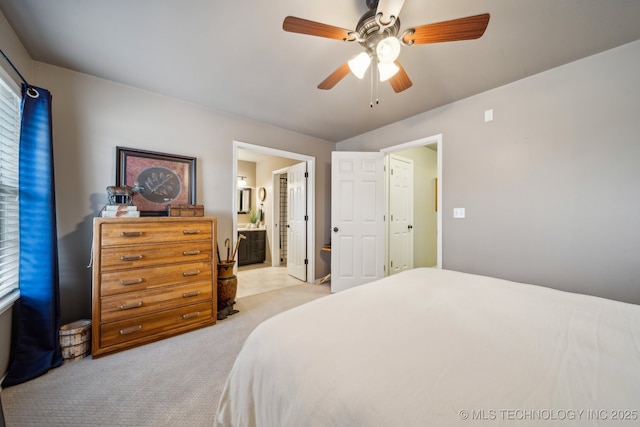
[0,282,330,426]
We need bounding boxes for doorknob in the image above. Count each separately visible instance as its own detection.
[333,227,339,232]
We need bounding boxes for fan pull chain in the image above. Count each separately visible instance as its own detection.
[370,62,380,108]
[370,64,374,108]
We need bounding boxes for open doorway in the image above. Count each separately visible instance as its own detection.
[382,135,442,270]
[387,146,438,274]
[329,134,442,292]
[233,141,316,297]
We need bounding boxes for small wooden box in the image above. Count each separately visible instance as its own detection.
[167,204,204,217]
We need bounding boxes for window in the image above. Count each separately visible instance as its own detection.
[0,71,20,314]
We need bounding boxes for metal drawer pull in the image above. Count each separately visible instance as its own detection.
[119,301,143,310]
[182,270,201,277]
[182,290,200,298]
[120,254,143,261]
[120,231,143,237]
[183,250,201,256]
[182,312,200,320]
[183,229,201,235]
[120,278,143,286]
[119,325,142,335]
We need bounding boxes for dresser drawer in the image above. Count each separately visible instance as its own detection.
[100,242,212,271]
[100,301,213,348]
[100,220,212,246]
[100,260,212,297]
[100,281,212,322]
[92,217,217,358]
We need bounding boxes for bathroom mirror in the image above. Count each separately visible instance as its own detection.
[237,188,252,213]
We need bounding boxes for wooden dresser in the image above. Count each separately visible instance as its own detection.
[91,217,217,358]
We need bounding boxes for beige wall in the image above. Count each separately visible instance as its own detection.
[339,40,640,305]
[30,62,335,327]
[254,156,300,263]
[0,9,31,85]
[236,160,256,224]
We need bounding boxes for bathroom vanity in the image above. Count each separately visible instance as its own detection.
[237,229,266,266]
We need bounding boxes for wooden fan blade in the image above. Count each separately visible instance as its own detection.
[318,62,351,90]
[388,60,412,93]
[283,16,353,41]
[403,13,490,45]
[376,0,406,26]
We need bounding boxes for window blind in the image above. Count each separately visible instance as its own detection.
[0,75,20,312]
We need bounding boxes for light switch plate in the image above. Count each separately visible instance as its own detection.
[453,208,466,219]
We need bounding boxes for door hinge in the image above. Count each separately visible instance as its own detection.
[304,172,309,178]
[304,259,309,265]
[304,215,308,221]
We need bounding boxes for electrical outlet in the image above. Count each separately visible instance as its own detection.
[485,109,493,122]
[453,208,466,219]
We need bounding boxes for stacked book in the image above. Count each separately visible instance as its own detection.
[100,204,140,218]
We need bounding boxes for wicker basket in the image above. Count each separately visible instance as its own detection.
[59,319,91,361]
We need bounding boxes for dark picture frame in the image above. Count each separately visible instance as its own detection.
[116,146,196,216]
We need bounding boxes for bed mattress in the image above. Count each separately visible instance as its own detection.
[216,268,640,426]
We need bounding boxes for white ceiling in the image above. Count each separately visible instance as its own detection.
[2,0,640,143]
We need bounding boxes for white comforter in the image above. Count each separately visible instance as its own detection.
[215,268,640,426]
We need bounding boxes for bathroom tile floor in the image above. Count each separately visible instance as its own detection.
[236,263,305,298]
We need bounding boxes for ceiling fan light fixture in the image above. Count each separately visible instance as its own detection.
[376,36,401,64]
[348,52,372,79]
[378,61,400,82]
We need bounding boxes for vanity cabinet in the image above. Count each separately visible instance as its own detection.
[237,229,266,266]
[91,217,217,357]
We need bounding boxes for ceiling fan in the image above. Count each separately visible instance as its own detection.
[283,0,490,95]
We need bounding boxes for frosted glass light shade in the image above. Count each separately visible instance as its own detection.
[376,37,401,64]
[348,52,372,79]
[378,61,400,82]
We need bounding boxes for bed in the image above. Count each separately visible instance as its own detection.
[215,268,640,426]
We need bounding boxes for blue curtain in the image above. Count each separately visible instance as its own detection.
[2,84,62,388]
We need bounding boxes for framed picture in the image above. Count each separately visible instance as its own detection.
[116,146,196,216]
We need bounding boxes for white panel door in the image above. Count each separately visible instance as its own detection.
[331,152,385,292]
[287,162,307,281]
[388,155,413,275]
